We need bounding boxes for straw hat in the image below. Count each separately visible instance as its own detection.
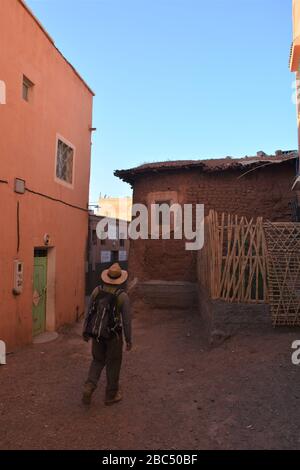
[101,263,128,285]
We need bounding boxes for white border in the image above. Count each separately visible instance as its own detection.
[0,80,6,104]
[54,133,76,189]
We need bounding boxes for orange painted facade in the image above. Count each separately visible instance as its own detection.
[290,0,300,72]
[0,0,94,350]
[290,0,300,194]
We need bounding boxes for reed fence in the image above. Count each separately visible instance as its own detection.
[198,210,268,304]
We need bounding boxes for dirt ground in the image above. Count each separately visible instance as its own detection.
[1,307,300,450]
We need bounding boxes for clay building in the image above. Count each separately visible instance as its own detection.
[115,152,298,295]
[0,0,94,349]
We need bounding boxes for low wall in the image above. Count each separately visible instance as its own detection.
[136,281,198,310]
[198,287,271,343]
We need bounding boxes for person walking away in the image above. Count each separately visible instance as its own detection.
[82,263,132,406]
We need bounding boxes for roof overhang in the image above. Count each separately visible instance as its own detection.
[290,36,300,72]
[115,154,298,186]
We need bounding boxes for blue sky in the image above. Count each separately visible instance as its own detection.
[26,0,297,202]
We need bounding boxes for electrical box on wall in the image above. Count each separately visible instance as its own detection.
[13,260,24,295]
[14,178,25,194]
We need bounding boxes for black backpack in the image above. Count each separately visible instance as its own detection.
[84,288,123,341]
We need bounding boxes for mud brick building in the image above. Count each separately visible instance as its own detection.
[115,153,298,305]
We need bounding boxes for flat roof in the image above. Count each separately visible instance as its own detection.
[115,152,298,185]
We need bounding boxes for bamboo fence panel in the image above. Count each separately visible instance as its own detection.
[264,222,300,326]
[199,210,268,304]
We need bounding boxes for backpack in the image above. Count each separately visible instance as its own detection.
[84,287,123,341]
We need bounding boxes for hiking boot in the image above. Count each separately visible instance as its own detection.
[105,390,122,406]
[82,382,96,405]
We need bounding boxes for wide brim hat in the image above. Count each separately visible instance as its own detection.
[101,263,128,285]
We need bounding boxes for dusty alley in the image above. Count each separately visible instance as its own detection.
[1,308,300,450]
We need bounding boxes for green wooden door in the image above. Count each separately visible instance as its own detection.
[32,255,47,336]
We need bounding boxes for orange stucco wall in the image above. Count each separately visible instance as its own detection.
[291,1,300,71]
[0,0,94,350]
[291,1,300,185]
[293,0,300,43]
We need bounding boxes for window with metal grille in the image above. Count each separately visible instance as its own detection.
[56,138,74,185]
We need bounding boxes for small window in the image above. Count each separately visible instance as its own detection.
[55,138,74,185]
[156,199,171,206]
[22,75,34,101]
[119,250,127,261]
[100,250,111,263]
[119,233,125,247]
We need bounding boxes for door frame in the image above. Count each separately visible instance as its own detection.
[32,249,48,336]
[45,246,56,332]
[32,246,56,336]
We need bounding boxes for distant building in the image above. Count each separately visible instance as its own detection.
[86,213,130,295]
[0,0,94,350]
[96,196,132,222]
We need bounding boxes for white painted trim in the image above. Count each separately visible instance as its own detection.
[46,247,56,332]
[0,340,6,365]
[54,133,76,189]
[0,80,6,104]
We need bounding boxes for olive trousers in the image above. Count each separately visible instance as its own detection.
[86,335,123,399]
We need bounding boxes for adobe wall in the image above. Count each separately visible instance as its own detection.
[129,161,296,283]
